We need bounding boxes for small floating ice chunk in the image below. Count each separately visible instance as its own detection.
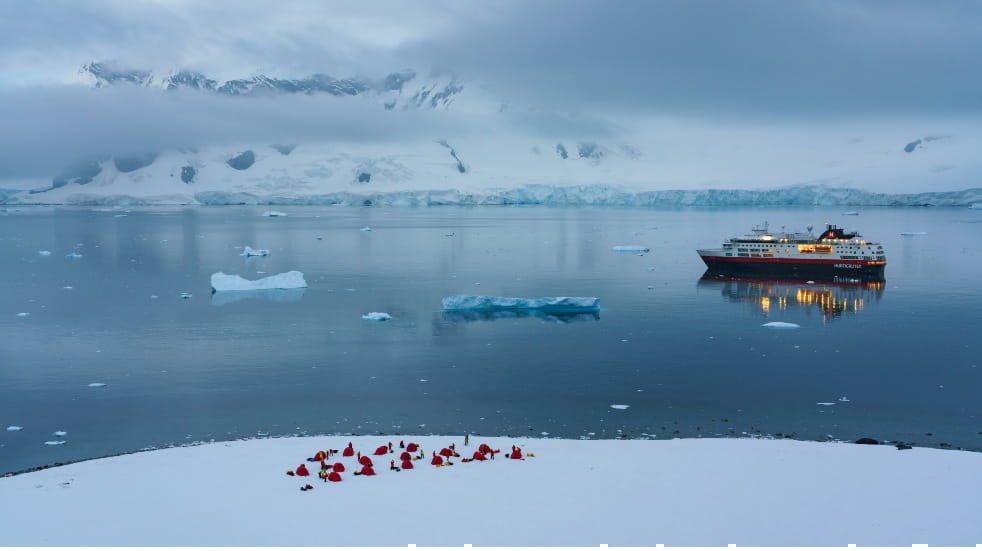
[53,431,67,436]
[63,286,73,290]
[838,396,850,402]
[88,383,106,388]
[262,211,287,217]
[44,441,66,446]
[610,404,630,410]
[612,245,649,252]
[817,402,835,406]
[762,322,800,329]
[240,246,270,257]
[16,312,29,317]
[180,292,192,299]
[66,252,83,259]
[443,295,599,312]
[6,426,23,431]
[211,271,307,292]
[900,231,927,236]
[362,312,392,321]
[150,295,159,299]
[359,226,372,232]
[842,211,860,216]
[38,250,52,256]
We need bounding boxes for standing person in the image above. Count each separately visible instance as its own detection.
[464,435,470,446]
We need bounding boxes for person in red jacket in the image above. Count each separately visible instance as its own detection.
[296,464,310,476]
[390,460,400,471]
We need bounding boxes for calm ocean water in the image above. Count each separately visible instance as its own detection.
[1,205,980,473]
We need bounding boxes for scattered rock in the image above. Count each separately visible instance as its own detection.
[855,438,880,445]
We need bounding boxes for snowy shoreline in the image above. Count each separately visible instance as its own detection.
[1,435,979,547]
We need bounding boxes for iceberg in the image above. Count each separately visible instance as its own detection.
[442,295,600,313]
[66,252,83,259]
[361,312,392,321]
[262,210,287,217]
[38,250,51,256]
[442,310,599,324]
[6,426,22,431]
[240,246,270,257]
[970,203,982,209]
[900,231,927,236]
[610,404,630,410]
[44,441,67,446]
[210,271,307,292]
[613,245,649,252]
[762,322,801,329]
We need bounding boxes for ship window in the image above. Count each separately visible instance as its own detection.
[738,253,749,257]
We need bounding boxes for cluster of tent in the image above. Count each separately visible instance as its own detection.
[286,439,531,490]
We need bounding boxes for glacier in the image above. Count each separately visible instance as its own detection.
[210,271,307,292]
[441,295,600,313]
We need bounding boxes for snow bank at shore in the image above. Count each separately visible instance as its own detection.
[0,436,978,547]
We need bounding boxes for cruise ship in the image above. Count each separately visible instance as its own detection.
[697,222,886,280]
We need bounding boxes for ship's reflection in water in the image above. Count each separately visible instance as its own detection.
[698,274,885,320]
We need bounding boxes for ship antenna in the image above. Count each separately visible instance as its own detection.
[807,224,814,236]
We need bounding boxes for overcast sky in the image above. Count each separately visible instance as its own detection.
[1,0,980,181]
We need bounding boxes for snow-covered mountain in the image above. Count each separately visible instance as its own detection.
[2,61,980,207]
[76,61,463,110]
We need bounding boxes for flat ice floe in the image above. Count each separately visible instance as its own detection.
[610,404,630,410]
[44,441,66,446]
[762,322,801,329]
[65,252,83,259]
[612,245,650,252]
[87,383,106,388]
[240,246,270,257]
[210,271,307,292]
[6,426,22,431]
[262,211,287,217]
[16,312,29,317]
[37,250,51,256]
[900,231,927,236]
[442,295,600,312]
[361,312,392,321]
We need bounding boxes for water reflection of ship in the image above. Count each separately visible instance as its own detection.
[698,275,884,319]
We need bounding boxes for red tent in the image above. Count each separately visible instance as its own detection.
[373,445,388,456]
[359,456,374,467]
[296,464,310,476]
[332,462,345,472]
[479,443,492,454]
[406,442,419,452]
[400,451,412,461]
[342,444,354,457]
[439,447,453,458]
[510,447,522,460]
[401,460,414,470]
[472,451,487,461]
[313,450,326,462]
[327,471,342,482]
[430,452,443,466]
[360,465,376,476]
